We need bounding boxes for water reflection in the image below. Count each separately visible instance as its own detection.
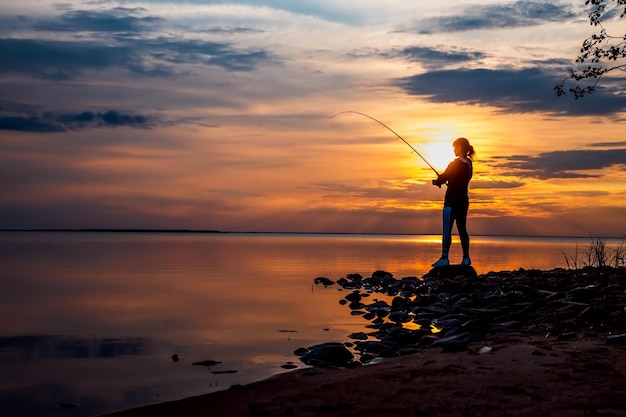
[0,336,146,359]
[0,232,597,416]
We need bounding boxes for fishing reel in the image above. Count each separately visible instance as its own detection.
[432,179,442,188]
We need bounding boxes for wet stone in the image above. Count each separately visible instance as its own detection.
[192,360,222,367]
[314,277,336,286]
[297,342,355,367]
[348,332,369,340]
[607,334,626,344]
[344,291,362,302]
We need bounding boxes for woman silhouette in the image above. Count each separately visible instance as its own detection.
[431,137,475,267]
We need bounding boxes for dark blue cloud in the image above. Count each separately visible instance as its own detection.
[347,46,487,70]
[34,8,163,33]
[493,148,626,179]
[0,38,136,80]
[395,67,626,116]
[0,36,271,80]
[0,7,273,80]
[0,115,65,132]
[410,1,577,33]
[0,110,158,132]
[143,38,272,71]
[383,46,487,69]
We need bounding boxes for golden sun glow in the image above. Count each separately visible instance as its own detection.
[421,141,456,173]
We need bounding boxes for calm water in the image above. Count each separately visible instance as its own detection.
[0,232,616,416]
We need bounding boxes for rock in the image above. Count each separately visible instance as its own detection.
[348,301,365,310]
[346,273,364,281]
[365,300,391,317]
[192,360,222,367]
[344,291,362,302]
[426,265,477,279]
[354,341,394,354]
[293,347,309,356]
[348,332,369,340]
[431,332,475,350]
[314,277,335,286]
[324,266,626,361]
[419,334,440,345]
[372,270,393,279]
[607,334,626,344]
[298,342,355,367]
[380,328,429,346]
[388,310,411,323]
[336,277,350,287]
[436,318,463,330]
[359,353,377,363]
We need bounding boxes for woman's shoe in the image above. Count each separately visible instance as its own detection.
[460,257,472,266]
[432,257,450,267]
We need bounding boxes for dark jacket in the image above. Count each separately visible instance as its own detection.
[434,158,472,208]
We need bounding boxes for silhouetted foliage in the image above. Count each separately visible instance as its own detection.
[554,0,626,98]
[561,235,626,269]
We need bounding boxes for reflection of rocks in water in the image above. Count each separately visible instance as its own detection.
[280,362,298,369]
[309,266,626,365]
[0,335,146,359]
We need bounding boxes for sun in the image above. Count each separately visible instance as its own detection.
[420,140,456,173]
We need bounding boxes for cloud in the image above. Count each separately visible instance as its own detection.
[146,38,273,71]
[588,141,626,148]
[0,37,272,80]
[471,179,525,189]
[377,46,487,69]
[493,148,626,179]
[0,110,159,132]
[408,1,578,34]
[0,6,274,80]
[34,8,164,33]
[0,38,135,80]
[315,180,430,201]
[395,68,626,116]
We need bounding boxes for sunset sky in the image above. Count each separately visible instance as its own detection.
[1,0,625,237]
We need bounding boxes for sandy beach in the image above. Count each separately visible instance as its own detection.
[104,331,626,417]
[105,266,626,417]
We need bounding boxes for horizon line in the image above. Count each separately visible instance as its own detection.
[0,228,624,240]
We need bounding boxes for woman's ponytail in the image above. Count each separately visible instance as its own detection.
[453,137,475,160]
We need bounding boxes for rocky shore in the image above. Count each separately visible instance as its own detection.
[106,266,626,417]
[300,266,626,367]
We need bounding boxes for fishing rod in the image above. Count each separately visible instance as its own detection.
[328,110,440,176]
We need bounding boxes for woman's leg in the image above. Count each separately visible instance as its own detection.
[441,206,453,258]
[432,206,453,267]
[454,205,471,262]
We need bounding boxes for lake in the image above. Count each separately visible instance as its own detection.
[0,232,618,416]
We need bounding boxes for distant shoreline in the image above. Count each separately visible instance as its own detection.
[0,228,225,234]
[0,229,623,239]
